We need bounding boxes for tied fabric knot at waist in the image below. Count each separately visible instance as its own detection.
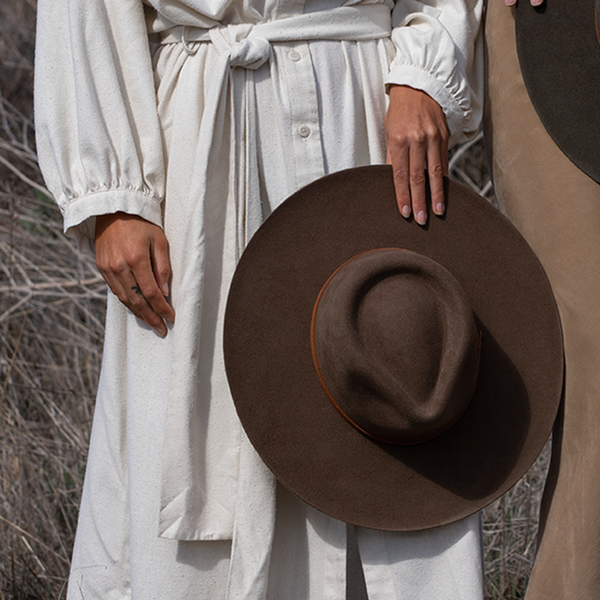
[178,22,273,69]
[210,24,272,69]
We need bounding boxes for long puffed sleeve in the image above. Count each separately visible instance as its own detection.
[35,0,165,248]
[387,0,483,146]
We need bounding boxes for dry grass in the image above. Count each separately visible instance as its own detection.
[1,3,105,598]
[0,3,550,599]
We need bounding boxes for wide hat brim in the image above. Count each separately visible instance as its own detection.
[224,166,563,531]
[516,0,600,183]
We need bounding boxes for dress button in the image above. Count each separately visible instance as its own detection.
[288,49,301,62]
[298,124,311,138]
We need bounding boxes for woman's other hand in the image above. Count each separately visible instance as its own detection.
[504,0,544,6]
[95,213,175,336]
[385,84,449,225]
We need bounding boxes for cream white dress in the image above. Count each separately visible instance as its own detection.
[34,0,485,598]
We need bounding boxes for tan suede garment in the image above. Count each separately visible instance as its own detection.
[484,2,600,597]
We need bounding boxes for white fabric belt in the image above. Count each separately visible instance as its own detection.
[157,5,392,68]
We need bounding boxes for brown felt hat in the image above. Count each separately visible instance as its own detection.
[515,0,600,183]
[223,166,563,531]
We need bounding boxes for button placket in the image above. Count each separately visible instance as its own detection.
[280,41,324,188]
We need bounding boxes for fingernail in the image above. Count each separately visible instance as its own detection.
[416,210,427,226]
[161,283,169,296]
[435,202,444,215]
[155,325,167,336]
[165,314,175,324]
[401,205,411,218]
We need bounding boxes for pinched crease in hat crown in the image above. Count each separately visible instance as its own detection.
[311,248,481,445]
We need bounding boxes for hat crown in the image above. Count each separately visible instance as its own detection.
[312,248,480,445]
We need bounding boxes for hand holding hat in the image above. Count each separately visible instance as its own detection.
[385,85,449,225]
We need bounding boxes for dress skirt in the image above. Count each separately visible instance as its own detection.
[65,33,484,600]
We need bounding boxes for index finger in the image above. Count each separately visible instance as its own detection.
[130,255,175,324]
[387,146,412,219]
